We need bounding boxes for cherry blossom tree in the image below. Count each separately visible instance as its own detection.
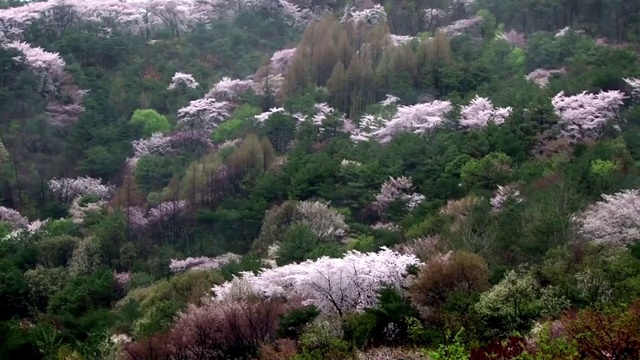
[370,100,452,143]
[440,16,483,37]
[343,4,387,27]
[0,206,29,230]
[169,253,241,273]
[459,96,512,129]
[167,71,199,90]
[2,41,65,93]
[624,78,640,100]
[574,189,640,246]
[211,247,421,316]
[373,176,426,215]
[526,68,566,88]
[48,176,115,204]
[206,77,254,100]
[552,90,625,142]
[177,98,231,131]
[270,48,296,75]
[148,200,188,223]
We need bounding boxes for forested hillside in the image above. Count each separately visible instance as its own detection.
[1,0,640,359]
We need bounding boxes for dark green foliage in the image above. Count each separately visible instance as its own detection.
[278,305,321,339]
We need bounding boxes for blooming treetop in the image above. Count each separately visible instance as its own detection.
[147,200,188,223]
[440,16,483,37]
[211,247,421,316]
[270,48,296,75]
[177,98,230,131]
[459,96,512,129]
[207,77,254,100]
[389,34,415,46]
[344,5,387,27]
[167,72,199,90]
[371,100,452,143]
[373,176,426,215]
[552,90,626,142]
[624,78,640,100]
[131,132,174,158]
[48,176,115,203]
[0,206,29,230]
[2,41,65,81]
[574,189,640,246]
[169,253,241,273]
[526,68,566,88]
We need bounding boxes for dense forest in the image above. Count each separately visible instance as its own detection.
[1,0,640,358]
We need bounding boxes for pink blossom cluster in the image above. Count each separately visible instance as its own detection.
[490,185,523,211]
[114,271,132,289]
[48,176,115,203]
[345,4,387,27]
[555,26,570,38]
[148,200,188,223]
[526,68,566,88]
[574,189,640,246]
[552,90,626,142]
[132,132,174,158]
[2,41,65,82]
[167,72,199,90]
[496,29,526,48]
[169,253,241,273]
[373,176,425,215]
[2,41,86,126]
[371,100,452,143]
[211,247,421,315]
[124,206,149,230]
[624,78,640,99]
[440,16,483,37]
[177,98,231,131]
[270,48,296,75]
[459,95,512,129]
[0,206,29,230]
[207,77,254,100]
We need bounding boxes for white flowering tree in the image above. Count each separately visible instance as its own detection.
[167,72,199,90]
[177,98,230,132]
[624,78,640,100]
[574,189,640,246]
[526,68,566,88]
[551,90,625,142]
[373,176,425,215]
[48,176,115,204]
[169,253,241,273]
[211,248,421,316]
[206,77,254,100]
[459,96,512,129]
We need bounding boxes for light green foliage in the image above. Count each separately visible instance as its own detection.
[427,328,468,360]
[211,104,260,143]
[24,267,68,312]
[36,235,79,268]
[475,269,538,320]
[129,109,170,137]
[134,155,174,193]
